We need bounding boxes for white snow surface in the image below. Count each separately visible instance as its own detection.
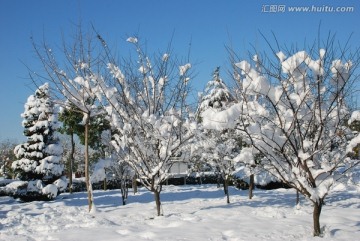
[0,185,359,241]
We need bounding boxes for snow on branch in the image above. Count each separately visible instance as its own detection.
[227,46,359,205]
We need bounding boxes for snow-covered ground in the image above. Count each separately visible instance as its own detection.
[0,184,359,241]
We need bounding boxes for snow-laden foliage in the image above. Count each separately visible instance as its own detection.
[197,67,243,202]
[198,67,272,199]
[236,49,358,203]
[97,152,134,205]
[56,53,107,211]
[198,67,235,113]
[53,176,68,192]
[61,74,104,123]
[234,165,277,186]
[98,37,197,215]
[0,180,27,195]
[42,183,59,199]
[202,45,359,235]
[210,46,359,235]
[91,158,113,183]
[10,83,65,200]
[232,146,278,186]
[12,83,64,183]
[203,49,359,202]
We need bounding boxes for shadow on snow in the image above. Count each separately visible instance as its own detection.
[51,185,359,211]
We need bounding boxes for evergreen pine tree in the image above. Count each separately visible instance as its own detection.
[198,66,235,113]
[59,104,111,192]
[12,83,65,200]
[197,67,240,203]
[58,103,83,194]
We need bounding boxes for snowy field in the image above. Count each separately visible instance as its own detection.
[0,185,359,241]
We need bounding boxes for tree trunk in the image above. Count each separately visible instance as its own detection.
[132,175,138,194]
[84,121,93,212]
[121,180,128,205]
[249,173,254,199]
[224,178,230,204]
[68,132,75,194]
[313,200,323,236]
[198,174,203,185]
[296,190,300,205]
[103,177,107,191]
[154,190,163,216]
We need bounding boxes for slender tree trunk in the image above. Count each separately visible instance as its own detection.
[121,179,128,205]
[296,190,300,205]
[224,178,230,204]
[84,121,93,212]
[198,174,203,185]
[103,177,107,191]
[249,173,254,199]
[132,175,138,194]
[68,132,75,194]
[154,190,163,216]
[313,200,323,236]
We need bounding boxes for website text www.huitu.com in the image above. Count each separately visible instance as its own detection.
[261,5,354,13]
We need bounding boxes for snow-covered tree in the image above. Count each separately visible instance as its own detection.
[12,83,65,200]
[198,67,235,114]
[199,65,272,200]
[198,67,241,203]
[58,103,83,194]
[59,102,112,193]
[0,139,17,178]
[107,156,133,205]
[99,36,197,216]
[227,40,360,236]
[92,128,134,205]
[30,28,107,211]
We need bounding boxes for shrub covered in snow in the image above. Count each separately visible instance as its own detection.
[0,180,27,197]
[1,177,68,201]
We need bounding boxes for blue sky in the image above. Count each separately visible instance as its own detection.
[1,0,359,142]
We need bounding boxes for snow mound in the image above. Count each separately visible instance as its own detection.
[42,184,58,199]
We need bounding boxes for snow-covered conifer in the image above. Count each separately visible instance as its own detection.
[198,67,235,114]
[12,83,64,200]
[197,67,241,203]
